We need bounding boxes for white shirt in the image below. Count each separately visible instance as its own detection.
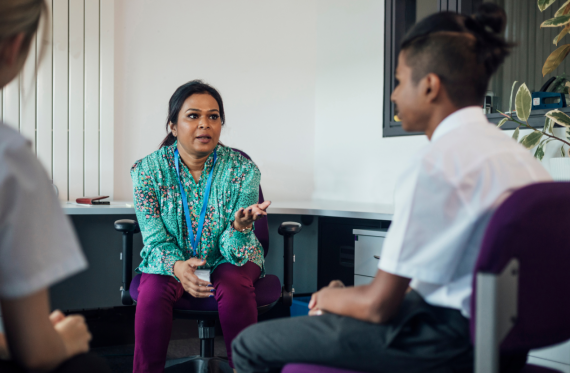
[378,107,551,317]
[0,124,87,299]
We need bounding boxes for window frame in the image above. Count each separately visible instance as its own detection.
[382,0,563,137]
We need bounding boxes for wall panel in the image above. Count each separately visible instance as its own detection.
[36,0,54,176]
[1,0,114,201]
[20,35,37,151]
[68,0,85,200]
[84,0,100,196]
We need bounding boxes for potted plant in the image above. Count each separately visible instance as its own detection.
[498,82,570,180]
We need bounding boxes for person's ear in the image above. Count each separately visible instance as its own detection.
[0,33,27,68]
[423,73,442,103]
[169,122,177,137]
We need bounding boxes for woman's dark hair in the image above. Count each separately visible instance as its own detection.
[400,3,513,108]
[159,80,226,148]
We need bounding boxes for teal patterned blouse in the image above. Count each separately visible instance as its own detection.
[131,142,265,279]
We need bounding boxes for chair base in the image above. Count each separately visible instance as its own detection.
[165,355,233,373]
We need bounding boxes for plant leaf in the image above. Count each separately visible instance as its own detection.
[513,127,520,141]
[543,118,554,134]
[541,14,570,27]
[556,0,570,16]
[521,131,544,149]
[515,83,532,121]
[539,0,559,11]
[535,143,546,160]
[509,81,517,115]
[546,109,570,127]
[562,145,567,157]
[566,127,570,140]
[543,44,570,76]
[497,118,508,128]
[554,24,570,45]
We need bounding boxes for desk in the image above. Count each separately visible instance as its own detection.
[62,200,394,221]
[55,200,393,311]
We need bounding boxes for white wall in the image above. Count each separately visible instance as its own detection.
[114,0,318,202]
[114,0,433,206]
[313,0,428,205]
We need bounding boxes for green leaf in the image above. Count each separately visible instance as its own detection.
[513,127,520,141]
[541,14,570,27]
[539,0,559,11]
[561,145,567,157]
[543,118,554,134]
[515,83,532,121]
[497,118,508,128]
[543,44,570,76]
[509,81,517,115]
[566,127,570,140]
[535,143,546,160]
[546,109,570,127]
[521,131,543,149]
[555,0,570,16]
[554,24,570,45]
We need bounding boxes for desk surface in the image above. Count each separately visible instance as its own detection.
[62,200,394,220]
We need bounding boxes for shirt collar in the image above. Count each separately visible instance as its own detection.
[171,140,219,175]
[431,106,487,142]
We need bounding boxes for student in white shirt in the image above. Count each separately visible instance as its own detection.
[0,1,110,372]
[232,4,551,373]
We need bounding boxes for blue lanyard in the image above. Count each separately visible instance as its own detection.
[174,149,217,258]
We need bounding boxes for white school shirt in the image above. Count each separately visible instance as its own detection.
[0,123,87,299]
[378,107,552,317]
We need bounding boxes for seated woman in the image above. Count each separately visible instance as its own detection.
[131,80,270,372]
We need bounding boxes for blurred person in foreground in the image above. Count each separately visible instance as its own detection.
[0,1,110,372]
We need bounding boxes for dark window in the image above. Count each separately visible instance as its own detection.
[383,0,562,137]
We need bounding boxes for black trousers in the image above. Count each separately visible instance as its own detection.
[0,353,111,373]
[232,291,527,373]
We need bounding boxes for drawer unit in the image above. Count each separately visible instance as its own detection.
[353,229,387,283]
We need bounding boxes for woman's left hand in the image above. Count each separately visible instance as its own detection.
[233,201,271,231]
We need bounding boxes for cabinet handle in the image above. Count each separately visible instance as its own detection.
[374,255,380,260]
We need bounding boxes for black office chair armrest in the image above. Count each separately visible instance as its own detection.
[114,219,140,305]
[278,222,302,307]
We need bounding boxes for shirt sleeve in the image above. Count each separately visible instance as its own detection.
[378,158,473,285]
[0,136,87,299]
[132,161,184,277]
[218,162,264,265]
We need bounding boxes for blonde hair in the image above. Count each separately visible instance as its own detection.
[0,0,48,60]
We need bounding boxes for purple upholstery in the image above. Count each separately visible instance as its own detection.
[129,273,281,311]
[470,182,570,353]
[281,364,363,373]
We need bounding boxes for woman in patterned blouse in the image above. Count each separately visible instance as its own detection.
[131,80,270,372]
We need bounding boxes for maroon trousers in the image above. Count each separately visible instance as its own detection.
[133,262,261,372]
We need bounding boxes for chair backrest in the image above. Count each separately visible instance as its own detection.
[470,182,570,353]
[231,148,269,257]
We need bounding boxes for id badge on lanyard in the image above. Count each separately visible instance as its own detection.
[174,149,218,281]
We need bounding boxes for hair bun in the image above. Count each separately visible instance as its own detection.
[473,3,507,34]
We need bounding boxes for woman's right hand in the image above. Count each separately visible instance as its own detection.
[173,258,213,298]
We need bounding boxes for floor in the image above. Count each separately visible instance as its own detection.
[84,306,227,373]
[83,301,292,372]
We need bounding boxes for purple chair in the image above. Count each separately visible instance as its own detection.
[114,149,302,373]
[283,182,570,373]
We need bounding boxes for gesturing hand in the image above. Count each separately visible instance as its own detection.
[308,280,345,316]
[233,201,271,231]
[173,258,214,298]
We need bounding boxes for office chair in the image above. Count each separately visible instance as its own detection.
[283,182,570,373]
[115,149,302,373]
